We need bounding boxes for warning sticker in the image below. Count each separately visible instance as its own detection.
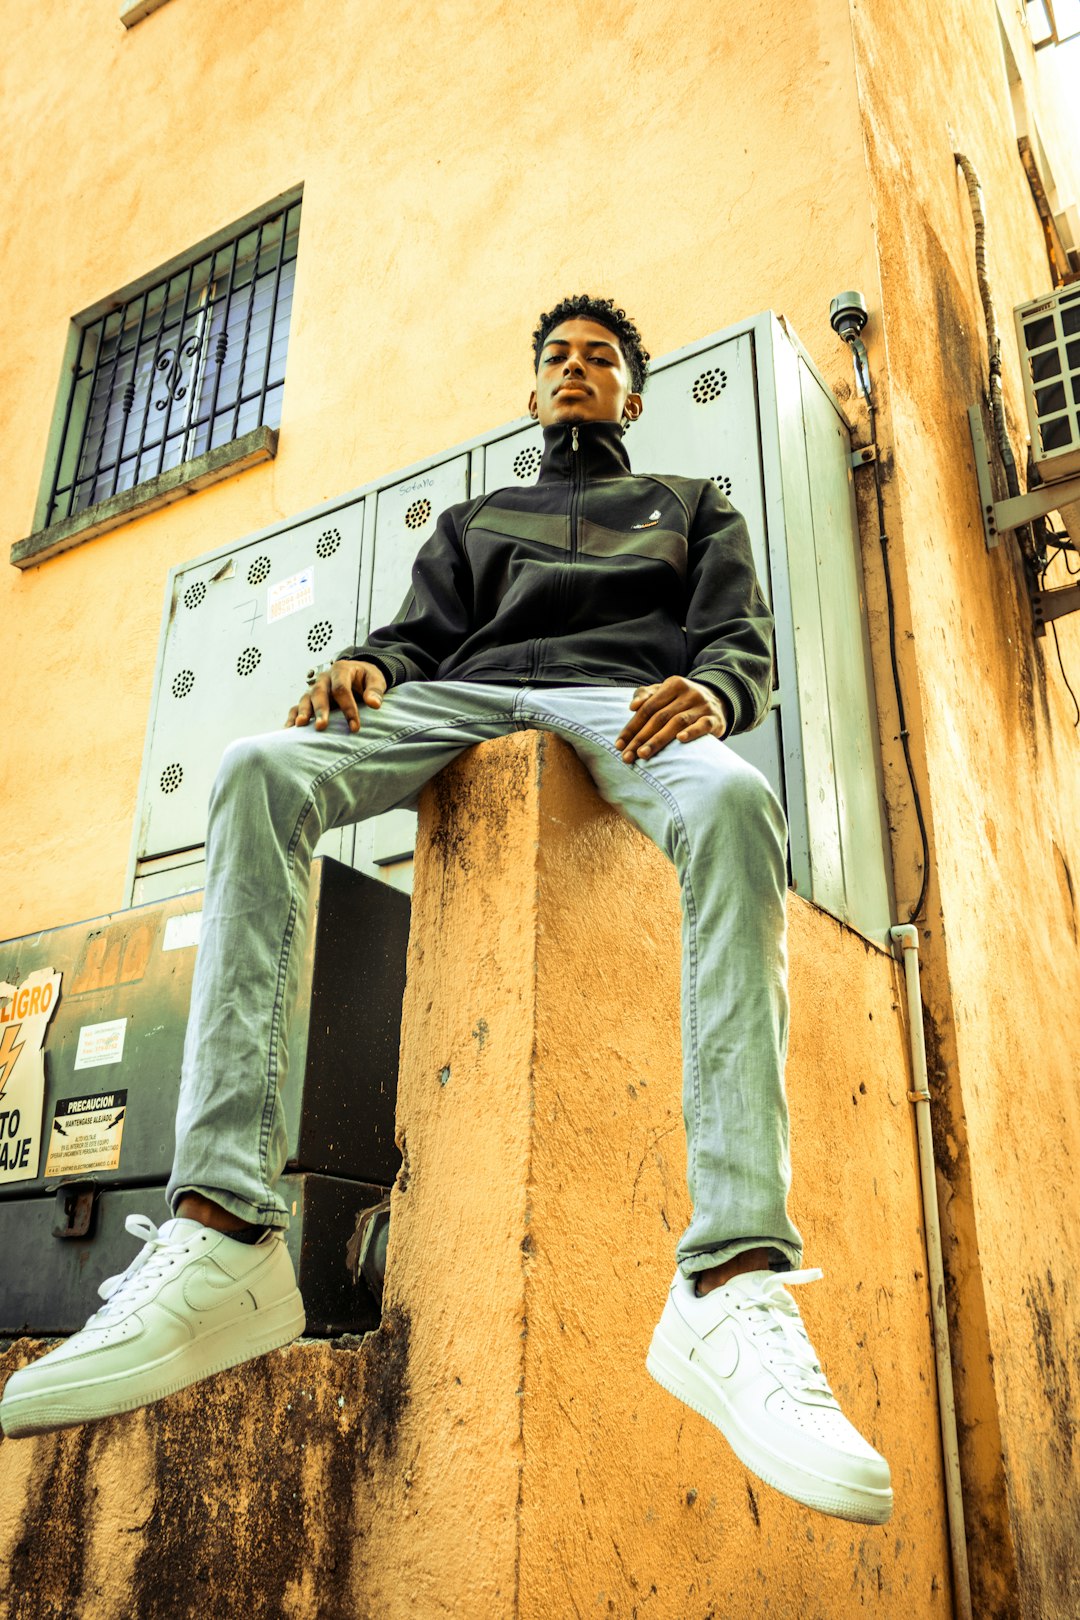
[0,966,62,1183]
[268,567,314,623]
[45,1090,128,1176]
[74,1018,127,1070]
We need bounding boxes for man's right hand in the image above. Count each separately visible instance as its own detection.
[285,659,388,733]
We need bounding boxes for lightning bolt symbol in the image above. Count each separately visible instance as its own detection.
[0,1022,25,1101]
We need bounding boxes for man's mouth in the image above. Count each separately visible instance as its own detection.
[555,382,591,395]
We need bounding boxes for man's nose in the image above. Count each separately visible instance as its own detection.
[562,353,586,375]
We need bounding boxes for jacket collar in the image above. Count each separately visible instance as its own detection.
[537,419,633,482]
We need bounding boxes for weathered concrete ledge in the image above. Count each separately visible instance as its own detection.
[0,732,953,1617]
[0,1329,406,1620]
[10,426,277,569]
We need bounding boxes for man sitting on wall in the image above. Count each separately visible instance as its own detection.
[0,295,892,1526]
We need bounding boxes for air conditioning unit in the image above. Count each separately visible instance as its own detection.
[1015,281,1080,480]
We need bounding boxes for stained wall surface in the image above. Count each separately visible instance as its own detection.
[847,2,1080,1613]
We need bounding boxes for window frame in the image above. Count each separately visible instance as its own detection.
[17,186,302,567]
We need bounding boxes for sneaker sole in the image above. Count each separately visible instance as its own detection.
[0,1291,306,1439]
[646,1324,894,1526]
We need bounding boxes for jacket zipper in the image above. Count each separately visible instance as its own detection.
[567,421,581,579]
[564,425,583,643]
[531,425,580,680]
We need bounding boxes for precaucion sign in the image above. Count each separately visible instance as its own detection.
[44,1089,128,1176]
[0,966,62,1182]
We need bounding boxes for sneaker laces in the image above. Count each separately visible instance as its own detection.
[734,1268,835,1400]
[87,1214,190,1326]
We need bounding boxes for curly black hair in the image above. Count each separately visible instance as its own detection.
[532,295,650,393]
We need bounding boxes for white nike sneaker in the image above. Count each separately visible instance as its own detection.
[0,1214,306,1439]
[646,1267,893,1524]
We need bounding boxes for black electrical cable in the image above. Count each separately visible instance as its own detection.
[865,399,931,925]
[1037,521,1080,725]
[1050,619,1080,726]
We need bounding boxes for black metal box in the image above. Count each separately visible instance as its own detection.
[0,857,409,1199]
[0,1174,385,1337]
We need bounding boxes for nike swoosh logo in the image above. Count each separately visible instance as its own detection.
[182,1262,256,1316]
[694,1323,740,1380]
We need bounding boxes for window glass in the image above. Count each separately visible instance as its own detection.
[49,201,300,526]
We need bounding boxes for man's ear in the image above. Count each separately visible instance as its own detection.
[624,392,643,423]
[527,388,539,420]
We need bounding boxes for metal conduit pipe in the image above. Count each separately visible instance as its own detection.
[890,925,973,1620]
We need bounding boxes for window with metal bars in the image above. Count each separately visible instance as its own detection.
[46,199,300,528]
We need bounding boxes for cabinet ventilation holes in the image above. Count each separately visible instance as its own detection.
[172,669,195,699]
[183,580,207,610]
[405,498,432,530]
[512,446,542,479]
[247,555,272,586]
[237,647,262,677]
[691,368,728,403]
[316,528,342,559]
[307,620,333,653]
[713,475,733,496]
[160,763,184,794]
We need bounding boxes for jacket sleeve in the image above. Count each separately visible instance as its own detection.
[334,504,474,687]
[684,481,774,734]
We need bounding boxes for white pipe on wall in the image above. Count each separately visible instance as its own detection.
[890,924,972,1620]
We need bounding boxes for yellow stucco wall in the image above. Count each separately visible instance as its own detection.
[0,0,880,935]
[0,733,953,1617]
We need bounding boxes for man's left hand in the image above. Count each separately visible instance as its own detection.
[614,676,732,763]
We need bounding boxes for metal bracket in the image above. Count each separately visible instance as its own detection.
[1031,582,1080,635]
[52,1181,99,1240]
[968,406,1001,551]
[968,404,1080,551]
[346,1194,391,1305]
[850,444,877,471]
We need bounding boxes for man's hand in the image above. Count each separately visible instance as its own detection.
[285,659,388,733]
[614,676,732,763]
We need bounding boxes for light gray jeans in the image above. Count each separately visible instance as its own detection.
[168,680,802,1277]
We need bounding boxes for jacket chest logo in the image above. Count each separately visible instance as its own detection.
[631,509,662,530]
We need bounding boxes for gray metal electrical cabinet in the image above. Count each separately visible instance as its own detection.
[129,312,894,944]
[132,499,371,903]
[353,455,470,879]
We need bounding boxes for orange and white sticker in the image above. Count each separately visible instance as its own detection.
[0,967,62,1183]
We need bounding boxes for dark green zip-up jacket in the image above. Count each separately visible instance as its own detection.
[337,419,774,735]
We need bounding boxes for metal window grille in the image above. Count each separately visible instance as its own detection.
[47,200,301,527]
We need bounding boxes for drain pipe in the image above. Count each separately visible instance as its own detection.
[891,925,972,1620]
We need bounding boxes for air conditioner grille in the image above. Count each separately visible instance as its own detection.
[1015,284,1080,479]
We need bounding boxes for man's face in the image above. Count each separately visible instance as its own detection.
[529,318,643,429]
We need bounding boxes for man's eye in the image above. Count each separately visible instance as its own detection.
[592,356,612,365]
